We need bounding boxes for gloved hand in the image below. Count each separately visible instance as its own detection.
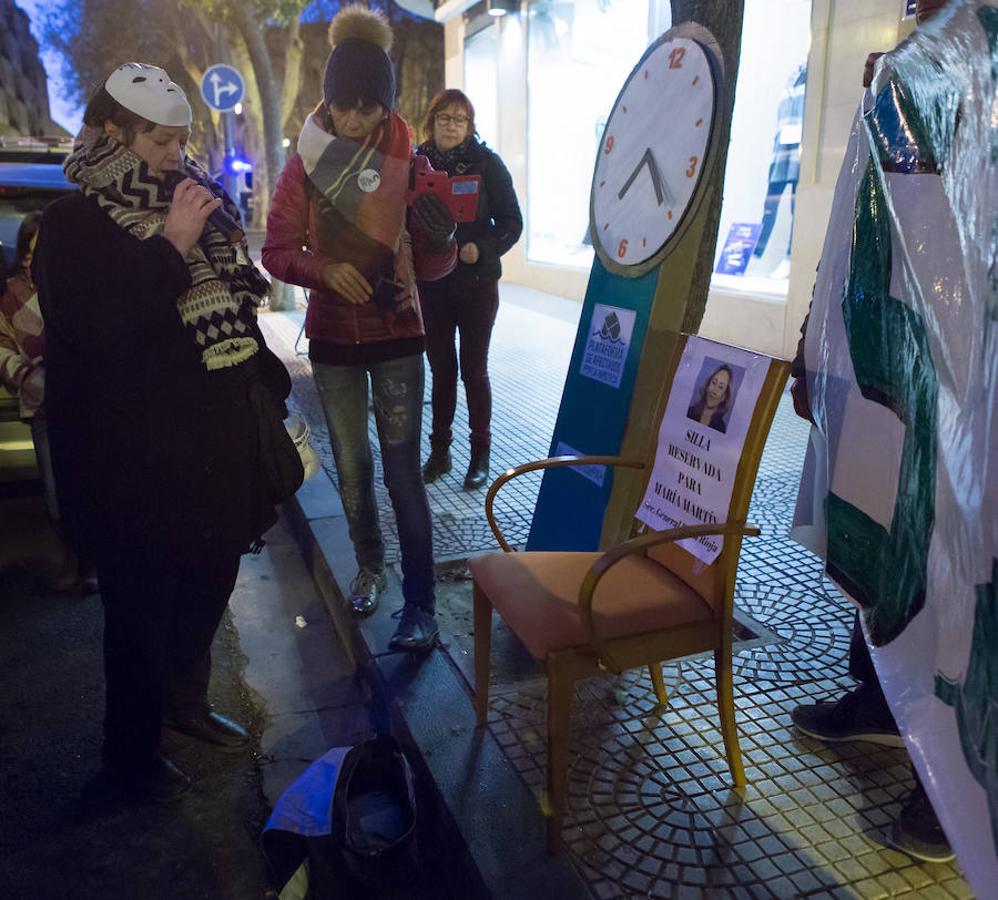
[411,193,456,252]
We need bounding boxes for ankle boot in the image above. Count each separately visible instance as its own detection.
[422,445,452,483]
[463,445,491,490]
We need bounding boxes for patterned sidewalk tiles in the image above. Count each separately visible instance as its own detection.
[260,288,970,899]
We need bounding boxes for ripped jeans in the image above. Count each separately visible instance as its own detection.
[313,354,435,611]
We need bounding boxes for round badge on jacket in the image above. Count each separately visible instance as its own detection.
[357,169,381,192]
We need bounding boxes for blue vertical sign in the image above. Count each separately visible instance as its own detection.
[526,257,658,551]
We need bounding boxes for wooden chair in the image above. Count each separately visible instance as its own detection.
[467,338,789,851]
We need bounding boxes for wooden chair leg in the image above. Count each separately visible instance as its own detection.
[546,657,574,853]
[715,644,746,787]
[472,581,493,728]
[648,662,668,706]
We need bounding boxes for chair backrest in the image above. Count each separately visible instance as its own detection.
[632,334,790,613]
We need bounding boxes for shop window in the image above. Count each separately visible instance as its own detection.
[525,0,662,269]
[464,20,499,150]
[711,0,811,296]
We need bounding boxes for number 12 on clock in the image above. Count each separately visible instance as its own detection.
[591,35,717,272]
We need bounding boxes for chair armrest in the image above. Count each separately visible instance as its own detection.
[484,455,646,552]
[578,521,761,670]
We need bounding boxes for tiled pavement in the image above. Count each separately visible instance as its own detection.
[260,284,971,900]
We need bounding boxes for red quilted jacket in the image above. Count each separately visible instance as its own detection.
[262,153,455,347]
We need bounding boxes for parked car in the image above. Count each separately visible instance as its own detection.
[0,138,75,482]
[0,139,75,267]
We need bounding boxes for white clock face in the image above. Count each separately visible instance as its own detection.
[591,36,717,270]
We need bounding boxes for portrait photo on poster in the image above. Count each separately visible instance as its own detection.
[686,357,746,434]
[636,337,768,565]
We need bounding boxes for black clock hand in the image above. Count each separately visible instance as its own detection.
[618,148,674,207]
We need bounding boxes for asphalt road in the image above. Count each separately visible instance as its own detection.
[0,484,273,899]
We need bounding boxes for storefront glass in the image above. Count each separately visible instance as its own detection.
[711,0,812,296]
[525,0,658,269]
[464,22,499,151]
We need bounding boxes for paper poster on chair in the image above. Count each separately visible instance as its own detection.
[636,336,769,565]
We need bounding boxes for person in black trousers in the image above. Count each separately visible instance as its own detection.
[416,89,523,490]
[33,63,287,802]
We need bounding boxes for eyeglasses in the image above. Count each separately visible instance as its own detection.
[435,113,469,127]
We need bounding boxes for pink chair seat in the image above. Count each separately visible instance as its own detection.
[468,551,713,659]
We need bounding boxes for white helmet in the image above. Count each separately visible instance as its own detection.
[104,63,192,127]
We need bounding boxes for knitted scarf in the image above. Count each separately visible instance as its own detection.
[63,130,269,370]
[416,136,476,176]
[297,106,415,313]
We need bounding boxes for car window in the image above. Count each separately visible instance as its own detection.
[0,193,71,267]
[0,154,75,267]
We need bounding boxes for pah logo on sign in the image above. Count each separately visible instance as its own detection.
[579,303,636,390]
[598,312,623,342]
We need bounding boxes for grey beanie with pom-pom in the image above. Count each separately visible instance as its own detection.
[323,5,396,110]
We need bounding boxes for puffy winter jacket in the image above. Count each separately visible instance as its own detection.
[262,153,455,348]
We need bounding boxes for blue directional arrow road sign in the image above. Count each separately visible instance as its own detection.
[200,64,245,112]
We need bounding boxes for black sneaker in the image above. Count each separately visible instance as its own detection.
[887,783,955,863]
[791,687,904,747]
[388,605,439,653]
[348,568,387,616]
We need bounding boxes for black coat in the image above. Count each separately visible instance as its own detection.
[33,193,271,562]
[415,138,522,286]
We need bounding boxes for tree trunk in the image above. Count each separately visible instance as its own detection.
[230,3,295,311]
[669,0,744,334]
[172,16,220,172]
[391,13,444,136]
[597,1,745,549]
[280,18,305,132]
[230,33,266,200]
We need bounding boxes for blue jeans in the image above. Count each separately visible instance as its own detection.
[313,354,435,611]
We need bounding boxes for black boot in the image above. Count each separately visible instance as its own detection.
[422,445,452,484]
[388,604,439,653]
[463,445,490,490]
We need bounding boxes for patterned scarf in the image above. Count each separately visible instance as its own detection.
[63,129,269,370]
[416,136,476,176]
[297,106,415,313]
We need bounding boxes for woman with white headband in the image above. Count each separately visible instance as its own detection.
[32,63,295,802]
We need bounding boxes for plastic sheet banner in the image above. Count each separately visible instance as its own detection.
[791,2,997,890]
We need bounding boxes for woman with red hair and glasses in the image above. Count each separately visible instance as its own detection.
[416,89,522,491]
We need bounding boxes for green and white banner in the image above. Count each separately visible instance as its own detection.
[793,2,997,891]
